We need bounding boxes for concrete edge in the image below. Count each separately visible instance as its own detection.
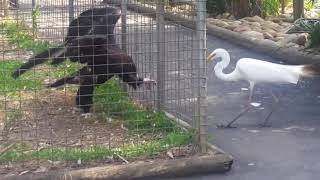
[104,0,320,64]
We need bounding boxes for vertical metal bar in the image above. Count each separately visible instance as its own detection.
[121,0,128,92]
[196,0,207,154]
[32,0,36,9]
[3,0,9,16]
[156,1,165,110]
[69,0,74,23]
[121,0,127,52]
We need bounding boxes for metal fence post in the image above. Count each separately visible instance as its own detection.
[32,0,36,8]
[2,0,9,16]
[69,0,74,22]
[196,0,207,154]
[121,0,128,92]
[121,0,127,52]
[156,0,165,110]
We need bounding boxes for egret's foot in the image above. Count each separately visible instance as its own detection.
[216,124,237,129]
[258,123,272,128]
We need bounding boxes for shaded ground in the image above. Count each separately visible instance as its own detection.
[162,34,320,180]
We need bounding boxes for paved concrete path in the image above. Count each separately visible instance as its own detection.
[161,35,320,180]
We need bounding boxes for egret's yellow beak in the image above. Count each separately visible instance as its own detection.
[207,53,216,62]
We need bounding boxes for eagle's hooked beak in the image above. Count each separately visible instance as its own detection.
[207,53,216,62]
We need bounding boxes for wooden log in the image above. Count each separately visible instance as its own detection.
[231,0,249,19]
[3,154,232,180]
[293,0,304,20]
[65,154,232,180]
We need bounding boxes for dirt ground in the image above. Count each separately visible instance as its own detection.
[0,88,198,178]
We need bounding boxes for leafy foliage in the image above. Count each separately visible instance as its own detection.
[95,79,177,132]
[308,23,320,48]
[1,21,50,54]
[261,0,280,16]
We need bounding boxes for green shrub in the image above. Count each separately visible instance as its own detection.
[261,0,280,17]
[308,23,320,48]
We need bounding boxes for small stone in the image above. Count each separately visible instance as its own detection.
[241,31,264,40]
[225,24,238,31]
[233,20,242,25]
[251,22,261,27]
[251,26,262,32]
[294,34,307,46]
[221,12,231,19]
[243,16,264,22]
[234,26,251,32]
[263,32,273,39]
[228,15,236,20]
[260,39,279,47]
[212,19,229,27]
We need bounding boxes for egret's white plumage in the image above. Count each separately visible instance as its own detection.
[207,48,320,128]
[208,48,311,86]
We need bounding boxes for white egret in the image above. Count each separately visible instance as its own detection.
[207,48,320,128]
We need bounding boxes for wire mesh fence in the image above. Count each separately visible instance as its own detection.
[0,0,207,175]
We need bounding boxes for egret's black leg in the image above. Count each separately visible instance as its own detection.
[217,105,254,128]
[259,90,280,127]
[217,82,256,129]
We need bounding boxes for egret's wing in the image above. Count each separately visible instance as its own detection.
[236,58,301,84]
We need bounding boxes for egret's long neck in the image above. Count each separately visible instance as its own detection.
[214,52,237,82]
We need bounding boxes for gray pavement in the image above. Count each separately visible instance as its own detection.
[161,35,320,180]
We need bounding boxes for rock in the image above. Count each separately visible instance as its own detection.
[263,32,273,39]
[285,42,298,48]
[221,12,231,19]
[233,20,242,25]
[228,15,236,20]
[272,19,281,23]
[251,22,261,27]
[261,21,281,31]
[242,16,264,22]
[225,24,238,31]
[241,31,264,40]
[213,20,229,27]
[252,16,265,22]
[273,36,284,42]
[282,34,307,46]
[260,39,279,47]
[234,26,251,32]
[215,14,222,19]
[294,34,307,46]
[264,29,278,37]
[280,22,292,27]
[251,26,262,32]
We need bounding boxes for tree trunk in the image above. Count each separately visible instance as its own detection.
[281,0,285,14]
[293,0,304,20]
[251,0,262,16]
[231,0,249,19]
